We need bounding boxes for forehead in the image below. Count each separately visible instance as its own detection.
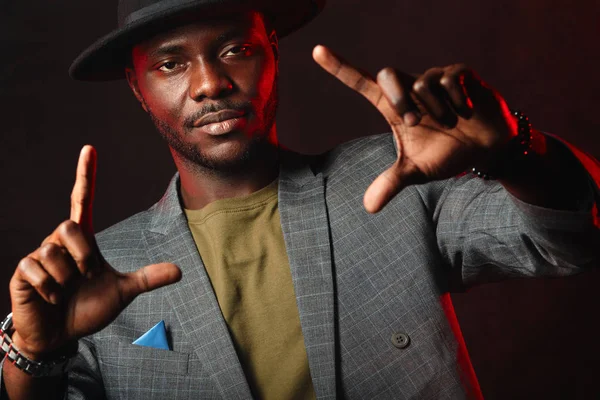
[133,11,267,55]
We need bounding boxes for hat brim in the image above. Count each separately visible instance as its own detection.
[69,0,325,81]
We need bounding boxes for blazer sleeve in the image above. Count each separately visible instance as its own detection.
[0,338,105,400]
[416,135,600,288]
[64,338,106,400]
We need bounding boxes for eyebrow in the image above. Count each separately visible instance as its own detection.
[215,27,256,44]
[148,44,186,60]
[147,26,261,60]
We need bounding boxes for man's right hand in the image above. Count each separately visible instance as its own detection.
[8,145,182,361]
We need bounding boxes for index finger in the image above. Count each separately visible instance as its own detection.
[70,145,97,233]
[312,45,403,125]
[312,45,385,109]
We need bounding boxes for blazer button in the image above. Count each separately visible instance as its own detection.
[391,332,410,349]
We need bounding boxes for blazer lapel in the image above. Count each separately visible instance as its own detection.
[143,175,252,400]
[279,154,337,400]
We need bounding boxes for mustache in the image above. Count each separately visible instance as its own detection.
[183,100,253,128]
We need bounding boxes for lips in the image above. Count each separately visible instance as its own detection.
[193,109,246,128]
[192,109,248,136]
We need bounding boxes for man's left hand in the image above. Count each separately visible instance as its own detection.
[313,45,519,213]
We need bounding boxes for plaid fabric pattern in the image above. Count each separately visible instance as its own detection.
[1,133,597,399]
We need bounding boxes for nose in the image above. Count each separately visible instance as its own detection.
[188,61,233,100]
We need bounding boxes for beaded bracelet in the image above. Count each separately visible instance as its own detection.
[471,110,533,180]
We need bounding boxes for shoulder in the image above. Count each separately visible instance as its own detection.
[94,176,178,252]
[94,206,155,265]
[314,133,467,214]
[95,210,149,245]
[320,133,396,178]
[304,133,397,188]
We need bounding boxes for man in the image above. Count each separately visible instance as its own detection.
[1,0,599,399]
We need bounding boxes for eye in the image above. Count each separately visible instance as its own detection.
[157,61,181,72]
[223,45,252,57]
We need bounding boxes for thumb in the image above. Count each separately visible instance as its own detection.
[118,263,182,305]
[364,162,421,213]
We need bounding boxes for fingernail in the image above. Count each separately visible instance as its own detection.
[403,111,421,127]
[49,293,59,305]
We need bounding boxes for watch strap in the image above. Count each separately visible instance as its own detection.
[0,313,76,378]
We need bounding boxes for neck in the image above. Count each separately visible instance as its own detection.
[175,143,280,210]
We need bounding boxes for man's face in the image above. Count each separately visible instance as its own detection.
[127,12,278,173]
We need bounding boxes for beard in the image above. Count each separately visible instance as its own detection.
[147,80,279,175]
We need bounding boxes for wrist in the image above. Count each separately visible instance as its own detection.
[10,331,39,361]
[472,110,537,180]
[10,331,78,366]
[498,133,592,210]
[0,314,77,378]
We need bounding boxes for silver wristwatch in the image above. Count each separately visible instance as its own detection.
[0,313,77,377]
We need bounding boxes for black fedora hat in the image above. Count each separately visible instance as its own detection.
[69,0,326,81]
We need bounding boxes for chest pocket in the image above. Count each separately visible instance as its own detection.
[97,339,190,375]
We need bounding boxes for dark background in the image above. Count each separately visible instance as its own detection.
[1,0,599,398]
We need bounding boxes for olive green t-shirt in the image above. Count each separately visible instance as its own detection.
[184,180,315,400]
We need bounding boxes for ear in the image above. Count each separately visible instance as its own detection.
[269,31,279,62]
[125,66,149,113]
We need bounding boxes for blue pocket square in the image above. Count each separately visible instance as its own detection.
[133,320,170,350]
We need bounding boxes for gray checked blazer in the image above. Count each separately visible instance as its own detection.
[5,133,600,400]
